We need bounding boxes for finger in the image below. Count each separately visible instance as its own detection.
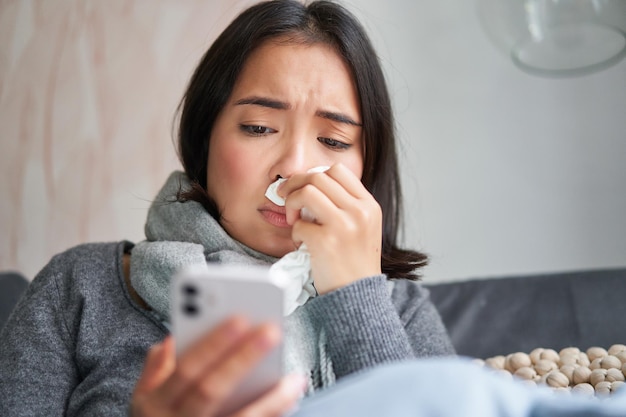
[290,219,327,255]
[131,337,176,417]
[284,183,338,226]
[277,170,334,206]
[285,181,371,231]
[230,374,308,417]
[278,163,365,202]
[324,163,371,199]
[177,322,282,416]
[281,168,371,227]
[281,166,354,225]
[292,164,381,231]
[134,336,175,396]
[157,316,251,406]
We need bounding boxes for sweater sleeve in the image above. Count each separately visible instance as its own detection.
[0,261,79,416]
[304,275,456,380]
[391,279,456,357]
[304,275,415,378]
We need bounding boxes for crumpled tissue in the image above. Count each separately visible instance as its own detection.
[266,166,329,315]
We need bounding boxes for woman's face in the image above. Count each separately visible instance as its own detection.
[206,40,364,257]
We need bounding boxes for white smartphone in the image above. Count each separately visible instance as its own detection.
[171,264,285,416]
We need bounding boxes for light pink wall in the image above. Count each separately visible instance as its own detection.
[0,0,257,280]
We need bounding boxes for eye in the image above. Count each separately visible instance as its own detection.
[318,137,351,150]
[239,124,276,136]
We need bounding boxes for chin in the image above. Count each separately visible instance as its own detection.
[256,239,296,259]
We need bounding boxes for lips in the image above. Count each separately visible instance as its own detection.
[258,204,290,228]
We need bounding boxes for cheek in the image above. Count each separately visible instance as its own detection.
[348,158,364,180]
[214,149,250,184]
[343,146,364,180]
[207,137,258,202]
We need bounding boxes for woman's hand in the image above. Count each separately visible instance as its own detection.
[131,316,305,417]
[279,163,383,294]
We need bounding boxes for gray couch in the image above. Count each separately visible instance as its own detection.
[0,271,28,330]
[2,268,625,359]
[425,268,626,358]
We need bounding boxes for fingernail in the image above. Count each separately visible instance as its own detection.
[255,323,281,349]
[151,342,163,355]
[282,375,307,417]
[276,180,285,195]
[149,340,166,360]
[289,374,309,395]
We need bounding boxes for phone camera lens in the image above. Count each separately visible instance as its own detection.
[182,284,198,296]
[183,303,199,316]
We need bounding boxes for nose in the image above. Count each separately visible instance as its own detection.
[268,135,309,180]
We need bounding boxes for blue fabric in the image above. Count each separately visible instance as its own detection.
[295,358,626,417]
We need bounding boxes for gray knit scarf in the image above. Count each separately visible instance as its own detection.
[130,171,335,391]
[130,171,280,319]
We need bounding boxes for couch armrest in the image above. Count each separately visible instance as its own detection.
[0,271,29,331]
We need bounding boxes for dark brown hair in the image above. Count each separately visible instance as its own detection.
[177,0,427,279]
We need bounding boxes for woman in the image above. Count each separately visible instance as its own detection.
[0,1,454,416]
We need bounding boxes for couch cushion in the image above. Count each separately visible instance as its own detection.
[426,268,626,358]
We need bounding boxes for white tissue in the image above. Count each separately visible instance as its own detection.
[265,166,329,315]
[265,178,287,206]
[269,244,316,315]
[264,166,329,208]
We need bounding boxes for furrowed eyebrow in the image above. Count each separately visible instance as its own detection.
[233,96,362,127]
[234,96,290,110]
[316,110,362,127]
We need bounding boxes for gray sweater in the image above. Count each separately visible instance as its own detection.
[0,241,455,416]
